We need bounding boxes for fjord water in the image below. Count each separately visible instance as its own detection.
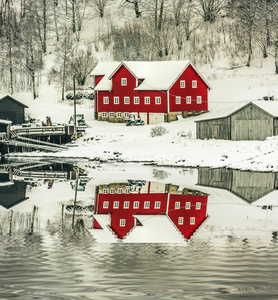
[1,233,278,299]
[1,162,278,299]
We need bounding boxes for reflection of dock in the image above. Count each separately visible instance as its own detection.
[198,167,278,203]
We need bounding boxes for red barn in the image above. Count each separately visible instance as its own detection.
[91,181,209,243]
[91,61,211,124]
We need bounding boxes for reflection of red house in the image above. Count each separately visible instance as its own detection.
[92,181,209,242]
[91,61,211,124]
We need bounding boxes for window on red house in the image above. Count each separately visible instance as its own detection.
[121,78,127,86]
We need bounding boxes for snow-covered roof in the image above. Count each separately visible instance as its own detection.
[91,61,211,91]
[125,215,186,243]
[195,100,278,122]
[251,100,278,117]
[89,215,118,243]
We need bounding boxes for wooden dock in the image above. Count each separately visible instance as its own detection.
[0,124,76,154]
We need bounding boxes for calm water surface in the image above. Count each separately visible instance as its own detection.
[1,161,278,299]
[1,233,278,299]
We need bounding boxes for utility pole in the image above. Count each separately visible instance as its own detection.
[73,75,77,140]
[72,167,79,229]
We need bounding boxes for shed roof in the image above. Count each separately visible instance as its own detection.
[195,100,278,123]
[0,95,28,108]
[91,61,211,91]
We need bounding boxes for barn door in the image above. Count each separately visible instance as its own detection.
[232,120,271,140]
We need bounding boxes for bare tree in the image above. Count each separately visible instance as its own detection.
[90,0,112,18]
[121,0,141,18]
[195,0,227,23]
[228,0,259,67]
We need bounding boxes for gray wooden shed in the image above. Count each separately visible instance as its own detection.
[196,101,278,141]
[0,95,28,125]
[198,167,278,203]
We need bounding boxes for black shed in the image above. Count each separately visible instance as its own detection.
[0,95,28,125]
[196,101,278,141]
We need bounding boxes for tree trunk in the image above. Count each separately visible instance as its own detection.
[53,0,59,41]
[72,0,76,33]
[246,29,252,67]
[134,0,141,18]
[8,32,13,95]
[30,37,37,99]
[158,0,164,31]
[275,39,278,75]
[43,0,47,53]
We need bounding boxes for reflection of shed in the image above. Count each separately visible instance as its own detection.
[196,101,278,140]
[0,179,29,209]
[0,95,28,125]
[198,167,278,203]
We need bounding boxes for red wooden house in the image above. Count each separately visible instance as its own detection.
[91,181,209,243]
[91,61,211,124]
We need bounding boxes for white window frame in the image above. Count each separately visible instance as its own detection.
[145,97,150,104]
[124,112,129,118]
[124,97,130,104]
[124,201,130,209]
[121,78,127,86]
[109,112,115,118]
[144,201,150,209]
[192,80,197,88]
[186,96,191,104]
[110,188,115,194]
[103,97,109,104]
[117,112,122,118]
[125,188,130,194]
[176,96,181,104]
[185,202,191,210]
[155,97,161,105]
[175,202,180,209]
[103,188,108,194]
[103,201,109,208]
[134,97,140,105]
[120,219,126,227]
[178,217,184,225]
[114,96,119,104]
[102,112,107,118]
[113,201,119,209]
[197,96,202,104]
[133,201,139,209]
[117,188,123,194]
[155,201,161,209]
[196,202,201,210]
[190,217,195,225]
[180,80,185,88]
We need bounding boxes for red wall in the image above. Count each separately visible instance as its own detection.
[168,194,208,240]
[95,190,208,240]
[95,64,209,114]
[96,65,167,114]
[169,65,208,112]
[96,193,167,239]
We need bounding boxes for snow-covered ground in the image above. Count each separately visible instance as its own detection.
[3,58,278,172]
